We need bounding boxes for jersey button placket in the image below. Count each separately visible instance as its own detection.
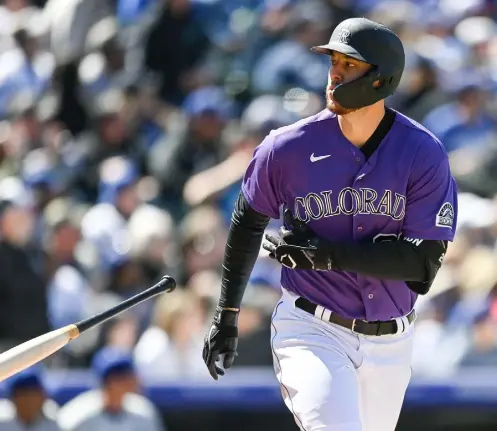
[355,173,365,182]
[353,153,364,239]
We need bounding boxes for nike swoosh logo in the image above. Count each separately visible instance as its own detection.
[310,153,331,162]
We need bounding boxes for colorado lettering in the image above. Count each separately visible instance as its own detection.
[294,188,406,221]
[305,193,325,220]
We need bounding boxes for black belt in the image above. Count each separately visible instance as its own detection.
[295,297,416,336]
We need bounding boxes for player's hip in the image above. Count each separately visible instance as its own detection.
[273,288,416,342]
[270,290,363,369]
[280,271,416,321]
[271,288,415,368]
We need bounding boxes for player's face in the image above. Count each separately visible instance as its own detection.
[325,51,373,115]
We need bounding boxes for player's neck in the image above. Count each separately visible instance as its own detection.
[337,102,386,148]
[15,405,41,425]
[103,390,125,413]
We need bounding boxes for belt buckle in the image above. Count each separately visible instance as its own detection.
[351,319,357,334]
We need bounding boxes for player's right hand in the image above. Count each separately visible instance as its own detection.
[202,306,239,380]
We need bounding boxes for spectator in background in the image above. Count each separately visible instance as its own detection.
[80,155,141,271]
[0,123,19,179]
[43,199,85,285]
[186,268,221,315]
[43,0,114,137]
[57,347,165,431]
[450,142,497,199]
[232,0,296,77]
[0,0,44,43]
[73,92,146,202]
[234,283,280,367]
[251,0,331,96]
[21,147,69,253]
[43,198,101,367]
[177,204,228,285]
[79,156,181,353]
[119,82,169,154]
[22,148,64,211]
[44,0,113,66]
[393,54,449,123]
[147,86,233,219]
[0,19,55,119]
[0,366,60,431]
[411,244,497,377]
[126,203,179,285]
[423,81,497,153]
[0,199,50,352]
[101,255,150,347]
[78,16,136,115]
[143,0,210,106]
[458,301,497,367]
[5,97,44,160]
[133,287,208,380]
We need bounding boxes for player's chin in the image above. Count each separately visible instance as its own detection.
[326,98,350,116]
[326,97,357,116]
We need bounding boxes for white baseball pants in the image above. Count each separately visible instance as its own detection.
[270,289,414,431]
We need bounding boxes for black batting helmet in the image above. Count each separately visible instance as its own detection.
[311,17,405,109]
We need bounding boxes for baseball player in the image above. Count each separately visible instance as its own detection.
[202,17,458,431]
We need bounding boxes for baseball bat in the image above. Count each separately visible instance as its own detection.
[0,275,176,382]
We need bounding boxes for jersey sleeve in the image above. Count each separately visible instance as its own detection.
[241,133,284,219]
[402,142,458,241]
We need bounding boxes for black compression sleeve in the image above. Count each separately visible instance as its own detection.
[218,192,271,309]
[324,238,447,294]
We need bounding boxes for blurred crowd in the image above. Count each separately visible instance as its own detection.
[0,0,495,417]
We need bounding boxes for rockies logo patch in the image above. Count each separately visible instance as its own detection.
[436,202,454,228]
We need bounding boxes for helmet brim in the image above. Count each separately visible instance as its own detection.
[311,42,369,64]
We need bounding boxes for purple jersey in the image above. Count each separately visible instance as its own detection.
[241,109,458,321]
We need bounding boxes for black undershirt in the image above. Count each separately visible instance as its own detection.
[218,108,447,309]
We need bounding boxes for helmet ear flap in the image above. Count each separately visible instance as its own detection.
[332,66,400,109]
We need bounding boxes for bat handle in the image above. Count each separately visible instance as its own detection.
[75,275,176,334]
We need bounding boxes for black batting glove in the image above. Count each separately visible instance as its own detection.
[263,235,333,270]
[202,307,239,380]
[263,209,333,271]
[275,208,313,247]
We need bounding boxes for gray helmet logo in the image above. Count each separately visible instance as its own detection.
[337,28,351,44]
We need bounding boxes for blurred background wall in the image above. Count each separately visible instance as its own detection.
[0,0,496,430]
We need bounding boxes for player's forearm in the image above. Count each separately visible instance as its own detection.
[324,239,446,285]
[218,192,271,309]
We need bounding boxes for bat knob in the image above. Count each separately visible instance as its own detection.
[159,275,176,293]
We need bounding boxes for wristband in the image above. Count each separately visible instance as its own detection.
[214,306,239,326]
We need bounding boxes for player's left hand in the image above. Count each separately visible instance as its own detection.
[202,307,239,380]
